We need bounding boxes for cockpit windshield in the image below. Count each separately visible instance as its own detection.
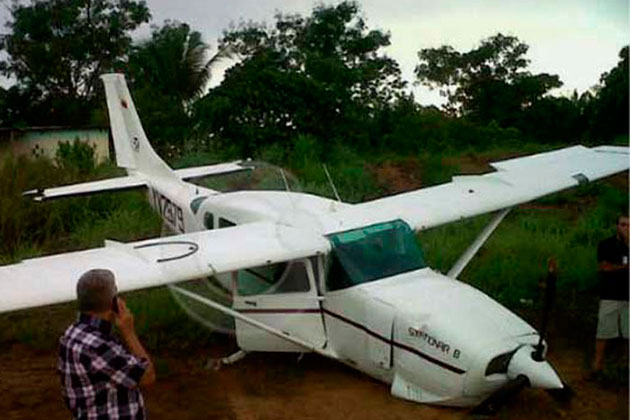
[326,220,426,291]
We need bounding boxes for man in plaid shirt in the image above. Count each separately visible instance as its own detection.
[58,269,156,419]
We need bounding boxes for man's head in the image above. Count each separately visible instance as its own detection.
[76,269,117,315]
[617,214,629,244]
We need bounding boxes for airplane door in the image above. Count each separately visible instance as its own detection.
[232,258,327,352]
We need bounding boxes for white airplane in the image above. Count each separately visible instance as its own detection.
[1,74,628,411]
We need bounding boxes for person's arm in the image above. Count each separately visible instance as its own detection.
[597,240,629,273]
[598,261,629,272]
[115,298,156,386]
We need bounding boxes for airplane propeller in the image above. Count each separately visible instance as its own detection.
[533,259,557,361]
[470,259,573,416]
[537,260,573,402]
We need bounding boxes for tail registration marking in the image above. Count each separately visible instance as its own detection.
[150,188,185,233]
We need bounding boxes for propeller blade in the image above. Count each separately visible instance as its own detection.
[533,259,557,361]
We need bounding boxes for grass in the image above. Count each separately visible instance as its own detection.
[0,143,627,367]
[421,182,628,304]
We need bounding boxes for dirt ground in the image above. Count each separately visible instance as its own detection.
[1,334,627,420]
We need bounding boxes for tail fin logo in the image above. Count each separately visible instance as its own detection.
[131,136,140,152]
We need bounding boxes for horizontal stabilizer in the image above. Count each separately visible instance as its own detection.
[23,175,146,201]
[174,161,250,180]
[0,222,330,314]
[23,161,249,201]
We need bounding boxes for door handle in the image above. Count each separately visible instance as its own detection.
[244,300,257,306]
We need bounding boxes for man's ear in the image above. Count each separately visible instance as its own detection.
[105,308,116,323]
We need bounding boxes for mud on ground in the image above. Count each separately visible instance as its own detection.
[1,334,627,420]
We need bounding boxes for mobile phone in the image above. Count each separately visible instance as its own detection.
[112,295,119,314]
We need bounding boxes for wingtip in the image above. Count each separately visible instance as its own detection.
[22,188,45,201]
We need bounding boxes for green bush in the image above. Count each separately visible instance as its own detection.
[55,138,97,179]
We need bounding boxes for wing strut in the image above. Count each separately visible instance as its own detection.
[447,208,512,279]
[168,285,335,359]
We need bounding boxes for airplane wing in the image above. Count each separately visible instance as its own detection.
[356,145,629,231]
[0,222,330,313]
[22,161,248,201]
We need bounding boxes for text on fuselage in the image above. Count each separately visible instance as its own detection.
[150,188,185,233]
[408,327,461,359]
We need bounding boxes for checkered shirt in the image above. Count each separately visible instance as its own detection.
[58,313,149,420]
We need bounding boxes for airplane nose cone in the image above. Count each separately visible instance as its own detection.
[507,346,563,389]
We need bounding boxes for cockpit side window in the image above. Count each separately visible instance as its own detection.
[237,261,311,296]
[276,261,311,293]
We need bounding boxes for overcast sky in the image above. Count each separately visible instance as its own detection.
[136,0,629,106]
[2,0,629,106]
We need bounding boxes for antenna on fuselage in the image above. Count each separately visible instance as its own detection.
[279,168,297,210]
[323,164,341,203]
[279,169,291,192]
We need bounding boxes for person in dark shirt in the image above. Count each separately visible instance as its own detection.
[58,269,156,419]
[591,215,629,375]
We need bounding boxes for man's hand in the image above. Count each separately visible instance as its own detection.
[113,297,156,386]
[114,297,135,335]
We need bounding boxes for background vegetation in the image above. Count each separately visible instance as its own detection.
[0,1,626,155]
[0,0,627,380]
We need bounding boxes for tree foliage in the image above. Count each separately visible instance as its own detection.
[0,1,625,154]
[126,21,226,155]
[128,21,227,105]
[415,33,562,126]
[590,46,629,141]
[194,1,405,155]
[0,0,150,125]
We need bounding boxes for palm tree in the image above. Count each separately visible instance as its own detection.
[126,22,231,154]
[129,21,230,106]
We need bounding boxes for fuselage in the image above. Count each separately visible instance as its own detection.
[147,178,562,406]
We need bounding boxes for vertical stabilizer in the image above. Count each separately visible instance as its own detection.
[101,73,176,180]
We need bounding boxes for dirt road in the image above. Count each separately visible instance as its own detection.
[1,336,627,420]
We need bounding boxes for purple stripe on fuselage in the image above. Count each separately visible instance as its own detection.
[236,306,466,375]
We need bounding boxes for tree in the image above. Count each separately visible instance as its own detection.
[128,21,228,106]
[126,21,228,155]
[590,46,629,141]
[519,96,582,143]
[195,1,405,154]
[415,33,562,127]
[0,0,150,125]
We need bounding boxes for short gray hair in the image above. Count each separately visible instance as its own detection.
[76,269,117,312]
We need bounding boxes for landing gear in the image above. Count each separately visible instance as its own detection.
[205,350,248,371]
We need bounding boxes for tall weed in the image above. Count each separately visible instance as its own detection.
[0,153,161,257]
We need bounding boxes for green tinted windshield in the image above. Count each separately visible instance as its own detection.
[326,220,426,291]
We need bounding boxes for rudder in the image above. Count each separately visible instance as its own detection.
[101,73,175,180]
